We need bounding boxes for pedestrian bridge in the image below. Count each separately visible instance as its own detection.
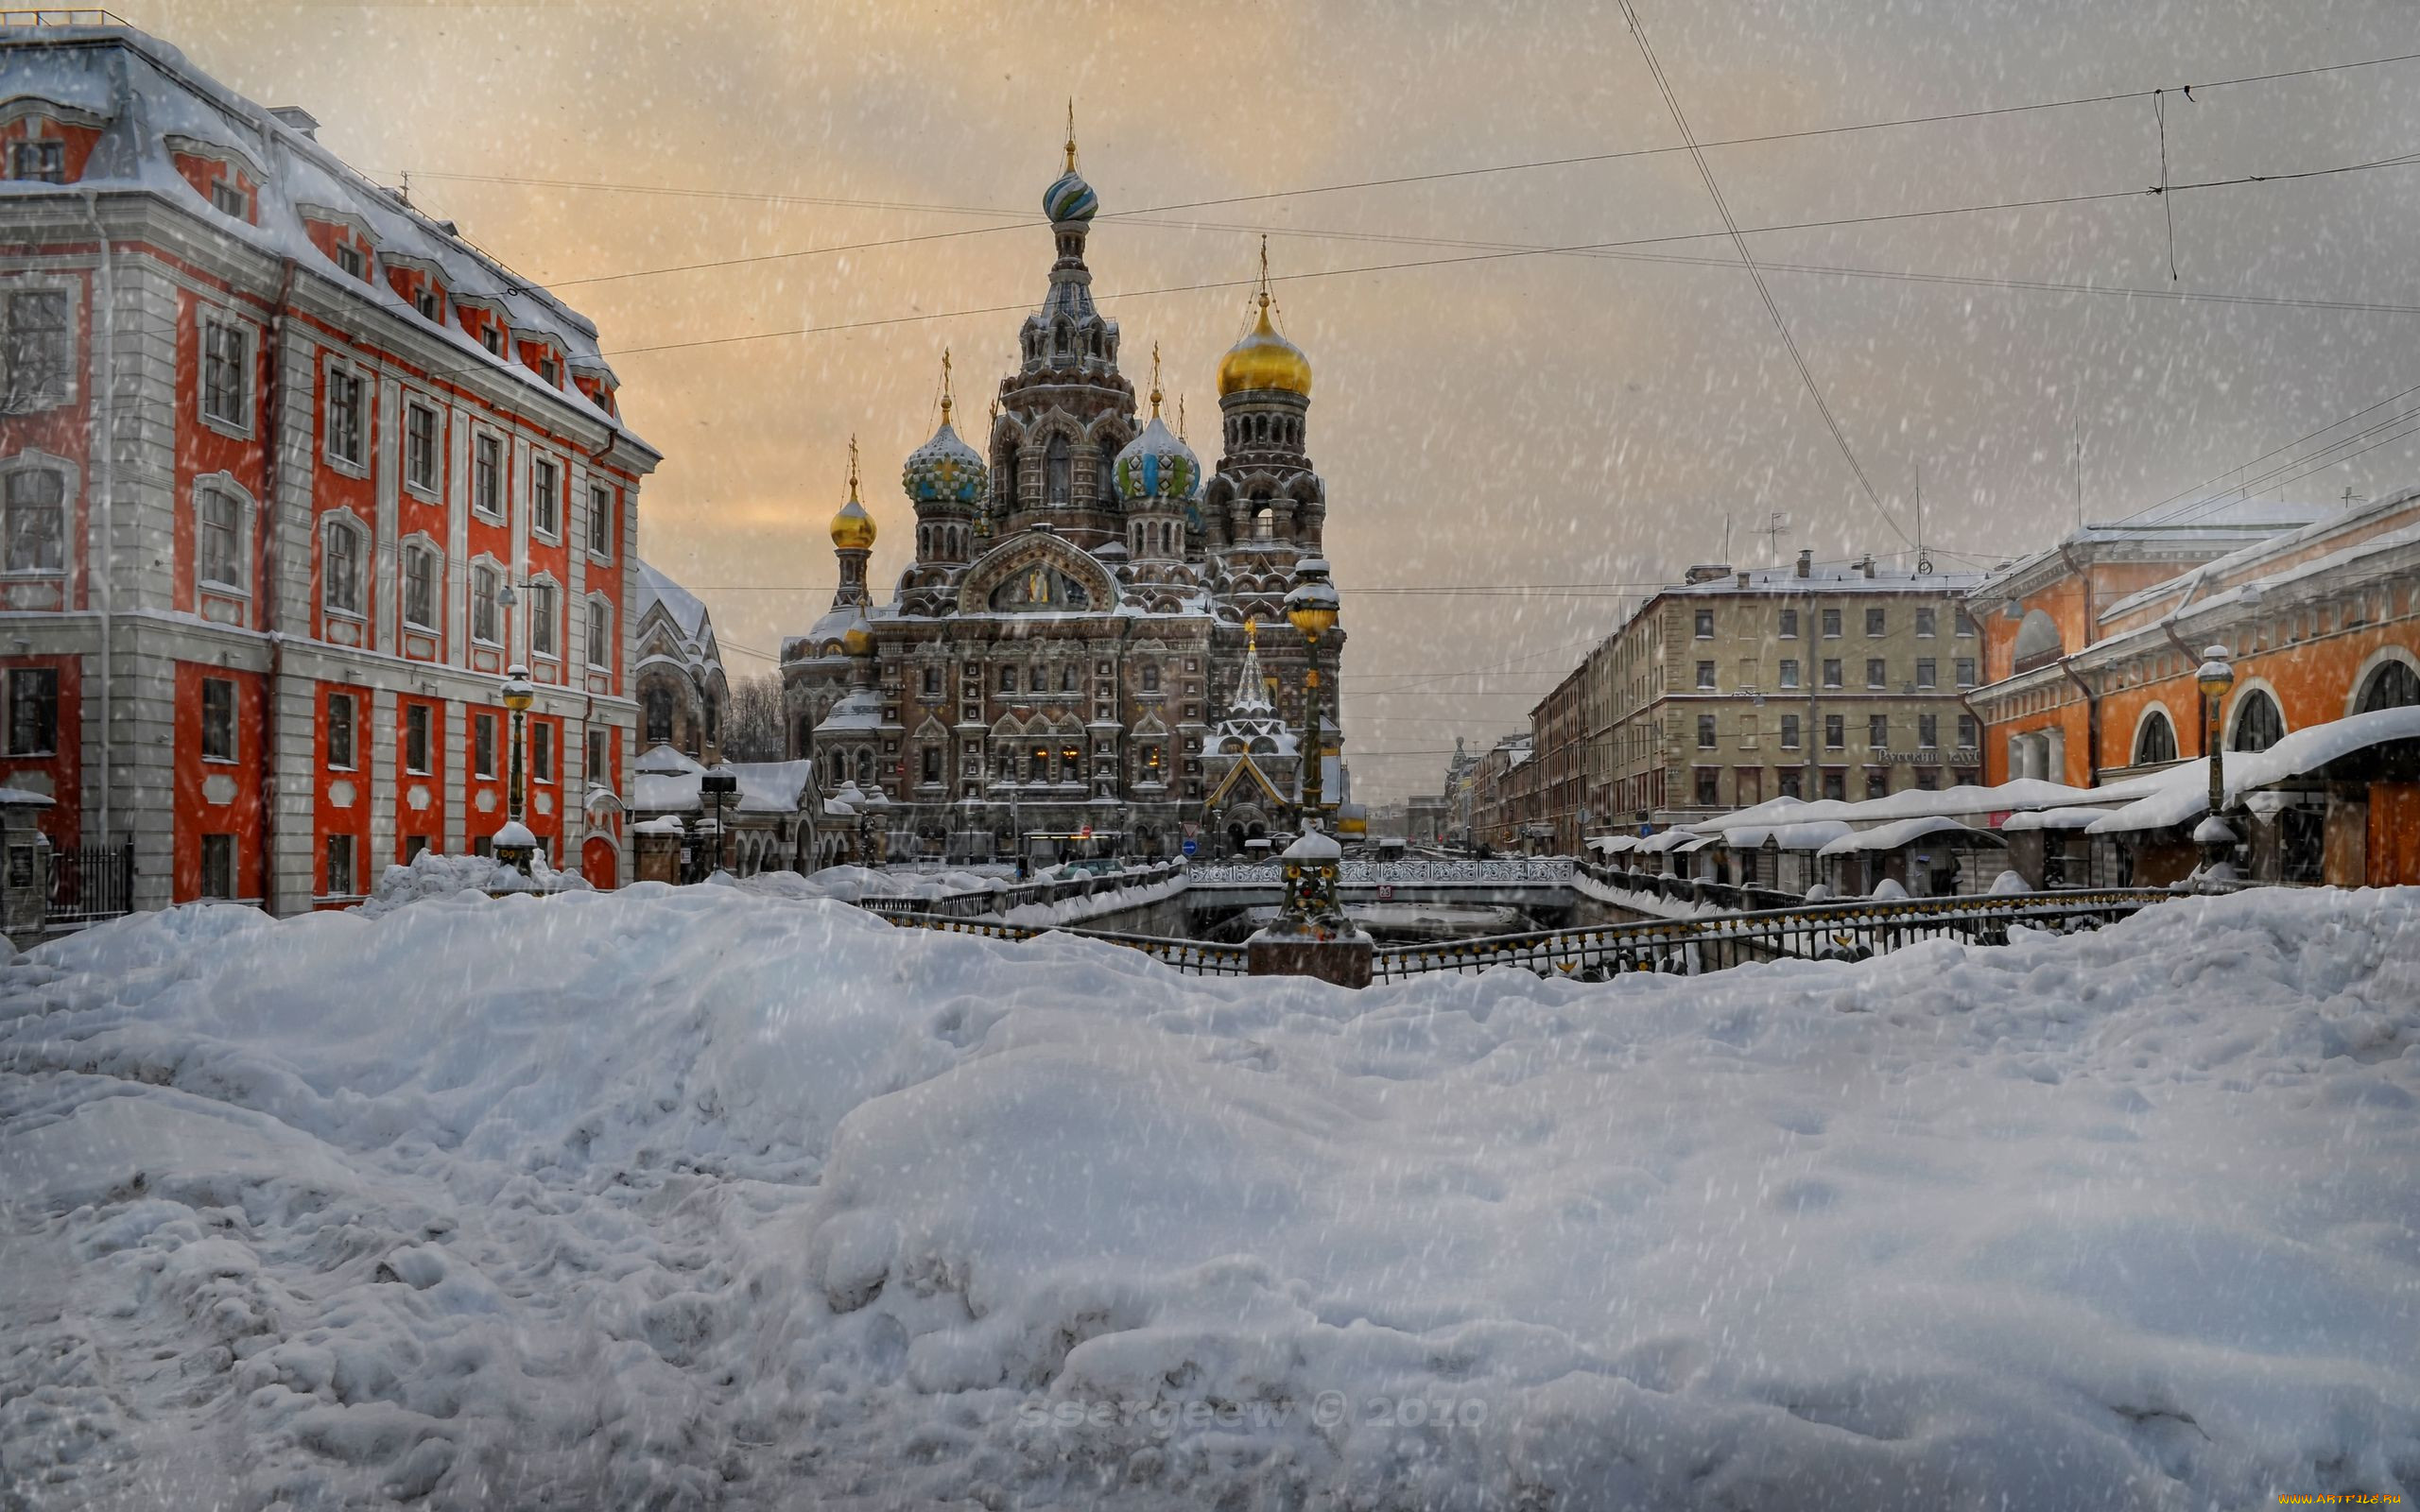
[856,863,2174,984]
[1183,857,1577,907]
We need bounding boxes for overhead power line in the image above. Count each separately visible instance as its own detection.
[1617,0,1900,540]
[400,42,2420,288]
[595,147,2420,361]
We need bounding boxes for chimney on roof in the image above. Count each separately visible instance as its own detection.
[268,107,320,140]
[1795,548,1812,578]
[1735,571,1750,589]
[1857,554,1875,578]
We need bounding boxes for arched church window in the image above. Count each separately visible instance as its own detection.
[855,749,873,784]
[1098,438,1118,506]
[1046,435,1071,505]
[2228,688,2285,752]
[1253,506,1275,541]
[794,713,813,758]
[644,686,673,746]
[1141,663,1161,693]
[1062,663,1078,692]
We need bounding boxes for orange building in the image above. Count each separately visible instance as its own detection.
[0,20,661,918]
[1968,491,2420,883]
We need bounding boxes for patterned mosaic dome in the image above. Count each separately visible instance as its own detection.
[1042,168,1098,224]
[903,418,986,508]
[1113,412,1201,504]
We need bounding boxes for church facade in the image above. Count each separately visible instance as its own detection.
[780,131,1345,862]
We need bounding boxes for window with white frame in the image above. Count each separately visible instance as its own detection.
[327,691,356,769]
[586,484,612,558]
[200,317,249,429]
[480,324,504,356]
[324,363,365,468]
[471,563,501,644]
[401,542,437,628]
[8,140,63,183]
[196,483,245,592]
[2,290,68,409]
[530,455,560,538]
[335,242,364,280]
[201,677,236,761]
[322,518,365,616]
[209,177,248,219]
[528,580,558,659]
[414,284,441,321]
[473,434,503,518]
[404,401,439,492]
[585,597,610,668]
[3,468,63,574]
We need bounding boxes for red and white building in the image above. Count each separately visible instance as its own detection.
[0,19,661,915]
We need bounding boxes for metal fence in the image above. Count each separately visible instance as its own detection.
[871,909,1252,975]
[1187,858,1576,886]
[47,839,134,926]
[855,859,1189,923]
[1371,888,2175,982]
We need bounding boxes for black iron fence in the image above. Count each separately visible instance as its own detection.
[1371,888,2175,982]
[48,838,133,926]
[870,909,1252,976]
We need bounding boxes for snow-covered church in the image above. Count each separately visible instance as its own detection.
[781,126,1349,862]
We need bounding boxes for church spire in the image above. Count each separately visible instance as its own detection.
[1233,618,1274,713]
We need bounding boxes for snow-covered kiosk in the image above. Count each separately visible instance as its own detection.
[1818,816,2009,898]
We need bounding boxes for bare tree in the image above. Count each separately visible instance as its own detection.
[720,672,790,762]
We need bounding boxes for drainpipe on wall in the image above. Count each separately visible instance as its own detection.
[78,190,112,850]
[258,257,298,913]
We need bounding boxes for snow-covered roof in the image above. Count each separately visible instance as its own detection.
[1999,806,2118,833]
[631,750,818,818]
[2088,707,2420,834]
[1664,563,1985,597]
[0,24,655,458]
[1726,819,1855,852]
[1971,497,2325,601]
[1818,815,2004,857]
[634,559,709,640]
[0,786,54,808]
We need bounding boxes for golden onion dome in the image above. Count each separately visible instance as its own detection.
[829,436,877,550]
[839,605,875,656]
[1217,292,1312,398]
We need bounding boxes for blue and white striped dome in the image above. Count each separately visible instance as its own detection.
[1043,168,1098,223]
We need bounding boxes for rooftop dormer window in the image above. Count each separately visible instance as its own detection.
[481,325,504,356]
[414,285,441,321]
[210,177,249,218]
[8,141,62,184]
[538,353,559,386]
[335,243,364,280]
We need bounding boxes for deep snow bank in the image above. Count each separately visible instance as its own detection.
[2,885,2416,1510]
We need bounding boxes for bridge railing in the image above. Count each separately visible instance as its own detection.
[867,908,1253,976]
[1371,888,2174,981]
[1186,858,1576,887]
[856,858,1190,922]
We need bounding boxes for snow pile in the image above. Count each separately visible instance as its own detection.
[736,865,1004,905]
[357,848,589,917]
[3,887,2418,1509]
[1002,870,1186,928]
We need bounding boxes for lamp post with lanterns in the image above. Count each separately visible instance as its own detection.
[2196,644,2237,868]
[494,665,538,875]
[1283,558,1340,829]
[696,767,738,880]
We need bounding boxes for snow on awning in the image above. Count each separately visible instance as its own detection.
[2089,706,2420,835]
[1819,815,2005,857]
[1998,807,2109,833]
[1588,835,1640,854]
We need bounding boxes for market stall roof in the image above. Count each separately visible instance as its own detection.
[1998,807,2109,833]
[1723,819,1854,851]
[1819,815,2005,857]
[2088,707,2420,834]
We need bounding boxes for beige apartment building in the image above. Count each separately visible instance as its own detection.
[1532,551,1986,843]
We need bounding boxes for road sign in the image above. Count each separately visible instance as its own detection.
[1181,838,1199,857]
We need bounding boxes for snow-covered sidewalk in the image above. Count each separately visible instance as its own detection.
[2,883,2415,1509]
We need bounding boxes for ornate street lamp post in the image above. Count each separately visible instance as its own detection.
[495,665,537,875]
[699,767,738,879]
[2196,644,2237,870]
[1283,558,1340,830]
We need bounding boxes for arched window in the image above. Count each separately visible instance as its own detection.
[1098,438,1118,506]
[2013,609,2063,672]
[2133,707,2177,765]
[1253,506,1274,541]
[855,749,873,784]
[2357,658,2420,713]
[2228,688,2285,752]
[1052,322,1071,360]
[644,685,674,746]
[794,713,813,758]
[1046,435,1071,506]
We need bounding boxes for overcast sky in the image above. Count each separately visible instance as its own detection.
[149,0,2420,800]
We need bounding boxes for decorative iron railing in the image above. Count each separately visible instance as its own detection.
[1370,888,2174,982]
[870,910,1252,976]
[47,839,134,926]
[1185,858,1577,886]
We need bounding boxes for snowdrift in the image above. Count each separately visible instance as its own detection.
[3,884,2416,1509]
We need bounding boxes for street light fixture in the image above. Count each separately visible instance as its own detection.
[1283,558,1340,828]
[494,664,538,875]
[697,766,738,880]
[2196,644,2236,865]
